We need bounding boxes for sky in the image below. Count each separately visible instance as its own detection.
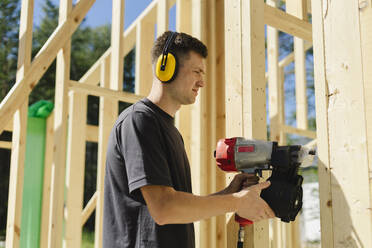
[33,0,176,30]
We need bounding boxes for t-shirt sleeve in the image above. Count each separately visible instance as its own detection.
[120,111,173,194]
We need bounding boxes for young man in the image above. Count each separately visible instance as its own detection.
[103,31,274,248]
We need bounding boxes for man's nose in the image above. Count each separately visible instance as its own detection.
[197,79,205,88]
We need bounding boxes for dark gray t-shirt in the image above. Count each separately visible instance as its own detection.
[103,98,195,248]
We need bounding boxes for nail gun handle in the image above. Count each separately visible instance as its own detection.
[235,214,253,226]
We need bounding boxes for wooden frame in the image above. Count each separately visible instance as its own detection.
[4,0,372,247]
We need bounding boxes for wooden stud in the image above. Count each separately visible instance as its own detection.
[40,112,54,248]
[93,0,124,246]
[278,68,286,145]
[94,56,116,248]
[214,0,226,247]
[64,91,87,247]
[6,102,28,248]
[0,0,96,134]
[135,12,156,96]
[225,0,269,246]
[110,0,124,92]
[359,0,372,227]
[191,0,208,247]
[241,0,269,246]
[266,1,285,247]
[5,0,33,246]
[175,0,192,158]
[311,0,334,246]
[48,0,73,247]
[267,0,281,143]
[264,4,312,42]
[204,1,217,247]
[224,0,243,246]
[157,0,169,36]
[287,0,308,131]
[313,0,372,247]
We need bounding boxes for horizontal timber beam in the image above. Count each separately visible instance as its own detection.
[265,41,313,83]
[264,3,312,42]
[0,0,96,134]
[0,141,12,149]
[4,119,98,143]
[69,80,143,103]
[279,41,313,68]
[281,124,316,139]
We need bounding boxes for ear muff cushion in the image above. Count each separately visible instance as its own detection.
[156,53,177,83]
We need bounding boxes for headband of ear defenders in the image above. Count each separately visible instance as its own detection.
[155,32,179,83]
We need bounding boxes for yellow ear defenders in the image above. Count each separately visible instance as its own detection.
[155,32,178,83]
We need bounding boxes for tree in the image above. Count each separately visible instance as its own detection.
[0,0,20,101]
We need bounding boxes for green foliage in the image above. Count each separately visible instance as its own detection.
[82,231,95,248]
[0,0,20,100]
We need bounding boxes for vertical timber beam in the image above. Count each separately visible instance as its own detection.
[286,2,308,245]
[95,57,115,248]
[287,0,308,130]
[214,0,226,247]
[266,1,284,248]
[175,0,192,158]
[94,0,124,246]
[311,0,333,246]
[135,12,156,96]
[312,0,372,247]
[241,0,268,247]
[157,0,169,36]
[48,1,72,247]
[225,0,242,245]
[360,0,372,231]
[6,0,33,247]
[205,0,217,247]
[64,91,87,247]
[191,0,208,247]
[225,0,268,247]
[110,0,124,93]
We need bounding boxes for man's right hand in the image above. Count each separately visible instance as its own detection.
[233,181,275,222]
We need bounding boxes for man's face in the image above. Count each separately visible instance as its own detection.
[167,51,206,105]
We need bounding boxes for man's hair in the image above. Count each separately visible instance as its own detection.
[151,31,208,65]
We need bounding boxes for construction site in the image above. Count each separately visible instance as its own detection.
[0,0,371,247]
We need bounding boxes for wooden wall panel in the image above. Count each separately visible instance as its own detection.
[312,0,372,247]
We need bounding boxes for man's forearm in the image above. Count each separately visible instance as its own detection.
[141,186,239,225]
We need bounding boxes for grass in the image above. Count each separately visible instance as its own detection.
[82,231,95,248]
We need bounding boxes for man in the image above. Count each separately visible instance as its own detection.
[103,31,274,248]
